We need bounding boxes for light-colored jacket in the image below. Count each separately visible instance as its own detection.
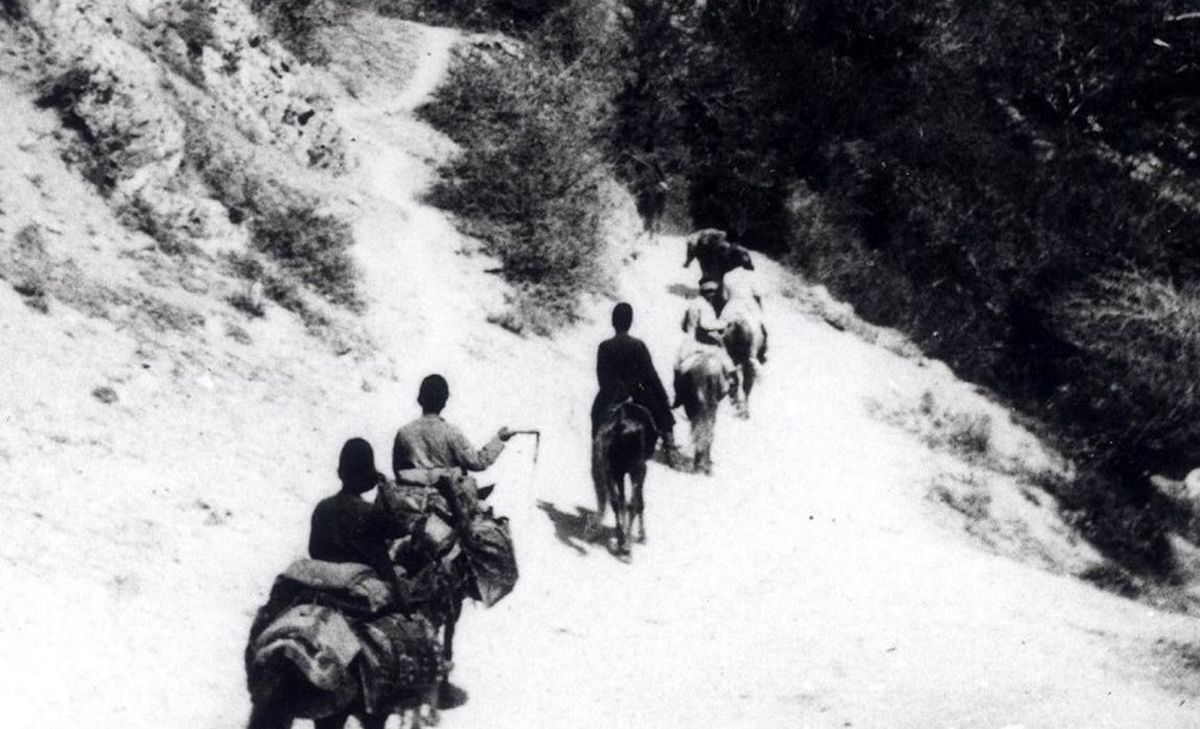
[392,413,504,481]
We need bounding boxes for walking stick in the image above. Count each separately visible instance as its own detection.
[508,430,541,531]
[509,429,541,466]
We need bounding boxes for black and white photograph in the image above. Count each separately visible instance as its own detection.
[3,1,1200,727]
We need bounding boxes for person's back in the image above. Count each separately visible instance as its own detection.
[309,492,388,571]
[393,374,513,482]
[592,303,674,450]
[597,332,657,399]
[308,438,418,587]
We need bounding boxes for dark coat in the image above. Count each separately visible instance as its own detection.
[592,332,674,434]
[309,491,412,580]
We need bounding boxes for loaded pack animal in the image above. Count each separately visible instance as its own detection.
[245,477,516,729]
[684,229,756,291]
[672,324,734,475]
[686,280,766,419]
[591,398,658,557]
[684,229,768,365]
[716,296,766,419]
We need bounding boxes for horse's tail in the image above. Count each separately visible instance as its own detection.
[724,318,755,365]
[677,353,726,418]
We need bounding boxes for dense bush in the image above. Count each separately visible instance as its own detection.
[419,42,610,328]
[387,0,575,30]
[35,66,132,193]
[251,0,340,63]
[249,207,362,311]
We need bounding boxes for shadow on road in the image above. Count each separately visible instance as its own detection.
[650,447,700,474]
[667,282,696,299]
[537,500,612,555]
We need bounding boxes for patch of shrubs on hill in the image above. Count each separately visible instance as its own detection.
[185,126,364,315]
[251,0,341,63]
[418,41,609,332]
[249,206,362,312]
[376,0,574,31]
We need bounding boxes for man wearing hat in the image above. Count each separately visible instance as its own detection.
[392,374,515,482]
[674,278,739,403]
[591,302,676,451]
[309,437,424,586]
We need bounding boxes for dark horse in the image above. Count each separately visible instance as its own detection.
[245,580,444,729]
[673,348,731,475]
[591,399,657,557]
[247,479,510,729]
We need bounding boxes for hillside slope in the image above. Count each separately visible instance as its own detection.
[2,10,1199,729]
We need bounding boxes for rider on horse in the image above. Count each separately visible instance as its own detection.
[591,302,676,454]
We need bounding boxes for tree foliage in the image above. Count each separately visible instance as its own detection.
[607,0,1200,575]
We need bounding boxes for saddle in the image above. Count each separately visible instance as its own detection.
[601,398,657,438]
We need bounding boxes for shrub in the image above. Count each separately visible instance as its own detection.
[420,44,609,327]
[227,291,266,318]
[3,0,27,21]
[34,66,131,193]
[176,0,217,60]
[249,206,362,310]
[1049,272,1200,477]
[251,0,339,63]
[389,0,574,31]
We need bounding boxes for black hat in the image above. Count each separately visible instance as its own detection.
[418,374,450,412]
[338,438,380,492]
[612,302,633,332]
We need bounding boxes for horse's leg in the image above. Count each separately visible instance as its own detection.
[246,703,292,729]
[438,591,465,710]
[630,461,647,543]
[733,363,750,419]
[443,591,462,666]
[588,440,607,537]
[356,713,388,729]
[740,362,757,419]
[697,411,715,476]
[609,468,629,555]
[313,713,349,729]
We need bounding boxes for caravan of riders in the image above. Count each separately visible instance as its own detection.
[244,229,765,729]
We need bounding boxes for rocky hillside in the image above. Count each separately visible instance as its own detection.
[1,0,363,355]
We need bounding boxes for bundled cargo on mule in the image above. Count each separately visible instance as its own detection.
[245,560,444,719]
[244,470,518,727]
[387,469,519,608]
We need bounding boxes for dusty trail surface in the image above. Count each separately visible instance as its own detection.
[2,15,1199,729]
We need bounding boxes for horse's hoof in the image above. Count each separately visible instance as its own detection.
[417,705,441,728]
[438,681,469,710]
